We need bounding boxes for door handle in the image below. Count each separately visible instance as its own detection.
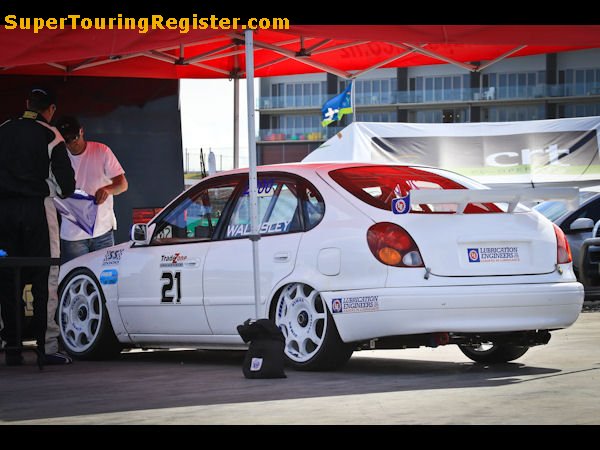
[274,252,290,262]
[183,258,202,268]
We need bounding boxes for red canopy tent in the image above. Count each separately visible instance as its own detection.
[2,25,600,79]
[3,24,600,318]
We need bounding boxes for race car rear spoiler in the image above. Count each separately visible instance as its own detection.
[410,187,579,214]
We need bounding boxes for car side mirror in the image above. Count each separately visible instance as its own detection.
[131,223,149,244]
[570,217,594,233]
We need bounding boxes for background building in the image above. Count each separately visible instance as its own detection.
[257,48,600,165]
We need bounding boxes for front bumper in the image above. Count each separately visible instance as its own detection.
[321,282,584,343]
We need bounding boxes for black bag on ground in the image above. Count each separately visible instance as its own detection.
[237,318,287,379]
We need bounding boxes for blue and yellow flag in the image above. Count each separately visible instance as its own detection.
[321,82,353,127]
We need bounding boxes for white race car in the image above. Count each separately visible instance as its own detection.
[58,163,584,370]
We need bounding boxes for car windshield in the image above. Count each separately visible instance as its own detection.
[534,191,597,222]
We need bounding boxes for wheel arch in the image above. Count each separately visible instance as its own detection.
[265,275,348,347]
[265,271,333,320]
[59,266,131,345]
[58,267,108,308]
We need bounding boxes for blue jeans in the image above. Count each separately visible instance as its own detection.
[61,230,115,263]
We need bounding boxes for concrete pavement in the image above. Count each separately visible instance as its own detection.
[1,312,599,425]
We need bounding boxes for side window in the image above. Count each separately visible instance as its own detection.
[302,184,325,230]
[225,177,302,239]
[151,183,236,245]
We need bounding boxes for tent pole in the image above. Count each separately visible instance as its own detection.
[245,29,262,320]
[233,75,240,169]
[351,78,356,123]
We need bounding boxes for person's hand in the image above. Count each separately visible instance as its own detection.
[94,187,110,205]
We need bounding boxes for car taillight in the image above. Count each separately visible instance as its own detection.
[367,222,424,267]
[553,223,572,264]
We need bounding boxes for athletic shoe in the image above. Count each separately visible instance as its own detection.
[44,352,73,365]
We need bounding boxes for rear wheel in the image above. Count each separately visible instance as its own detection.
[274,283,353,371]
[58,269,122,360]
[459,342,529,364]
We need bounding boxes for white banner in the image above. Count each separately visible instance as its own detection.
[303,118,600,185]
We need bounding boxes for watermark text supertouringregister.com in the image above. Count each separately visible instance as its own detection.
[3,14,290,34]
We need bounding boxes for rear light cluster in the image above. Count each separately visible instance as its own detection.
[553,223,572,264]
[367,222,424,267]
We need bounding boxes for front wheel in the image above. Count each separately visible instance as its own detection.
[274,283,353,371]
[58,269,122,360]
[459,342,529,364]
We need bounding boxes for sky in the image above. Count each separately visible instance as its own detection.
[179,78,254,172]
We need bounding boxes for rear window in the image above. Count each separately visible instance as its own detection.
[329,166,501,214]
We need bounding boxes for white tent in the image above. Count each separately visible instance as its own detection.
[303,118,600,186]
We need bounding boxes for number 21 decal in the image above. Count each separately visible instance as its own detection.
[161,271,182,303]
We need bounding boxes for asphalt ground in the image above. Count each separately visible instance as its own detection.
[1,310,599,425]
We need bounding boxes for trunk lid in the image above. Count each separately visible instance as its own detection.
[318,165,575,277]
[365,208,556,276]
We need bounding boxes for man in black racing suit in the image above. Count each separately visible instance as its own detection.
[0,87,75,366]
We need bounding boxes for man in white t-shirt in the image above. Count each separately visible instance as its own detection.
[55,116,128,263]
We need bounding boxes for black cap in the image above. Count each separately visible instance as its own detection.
[55,116,81,139]
[27,87,56,111]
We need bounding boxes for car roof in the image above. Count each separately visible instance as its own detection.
[200,161,435,182]
[543,190,600,225]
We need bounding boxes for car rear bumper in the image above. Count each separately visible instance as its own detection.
[321,282,584,343]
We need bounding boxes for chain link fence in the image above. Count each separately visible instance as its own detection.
[183,147,249,174]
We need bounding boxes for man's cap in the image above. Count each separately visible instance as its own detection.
[55,116,81,139]
[27,87,56,110]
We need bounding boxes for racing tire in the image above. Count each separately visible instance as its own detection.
[459,342,529,364]
[58,269,122,360]
[273,282,354,371]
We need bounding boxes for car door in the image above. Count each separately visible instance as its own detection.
[203,173,306,335]
[117,178,238,337]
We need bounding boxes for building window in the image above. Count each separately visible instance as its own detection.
[355,111,394,122]
[483,105,545,122]
[411,75,467,103]
[443,77,452,100]
[416,109,442,122]
[344,78,393,105]
[415,77,423,102]
[261,82,328,109]
[434,78,442,102]
[538,70,546,85]
[285,84,294,108]
[491,71,540,100]
[575,70,585,96]
[557,68,600,97]
[452,76,461,100]
[560,103,600,118]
